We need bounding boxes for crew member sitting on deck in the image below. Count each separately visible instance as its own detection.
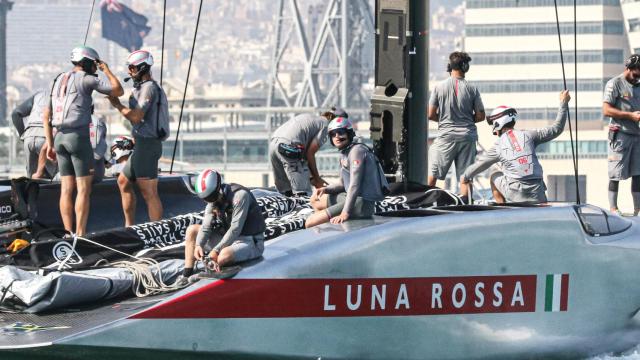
[305,117,389,228]
[176,169,267,286]
[459,90,571,204]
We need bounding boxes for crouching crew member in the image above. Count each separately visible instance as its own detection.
[269,107,348,196]
[177,169,266,284]
[11,90,58,179]
[107,50,168,226]
[603,54,640,216]
[306,117,389,228]
[459,90,570,204]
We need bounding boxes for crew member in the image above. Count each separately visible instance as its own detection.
[89,112,108,183]
[459,90,571,204]
[603,54,640,216]
[11,90,57,178]
[269,107,348,196]
[176,169,267,285]
[43,46,123,236]
[427,51,485,187]
[305,117,389,228]
[107,50,168,226]
[105,136,134,177]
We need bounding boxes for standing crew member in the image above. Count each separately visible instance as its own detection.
[11,90,57,178]
[603,54,640,216]
[43,46,123,236]
[459,91,571,204]
[269,107,348,196]
[305,117,389,228]
[176,169,267,285]
[107,50,168,226]
[427,51,485,187]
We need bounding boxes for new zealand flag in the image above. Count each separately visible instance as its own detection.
[100,0,151,51]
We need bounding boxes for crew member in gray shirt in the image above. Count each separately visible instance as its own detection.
[11,90,57,179]
[176,169,266,285]
[427,51,485,187]
[108,50,167,227]
[269,107,347,196]
[603,54,640,216]
[43,46,123,236]
[459,91,570,204]
[306,117,389,228]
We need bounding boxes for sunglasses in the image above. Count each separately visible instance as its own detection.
[329,129,348,137]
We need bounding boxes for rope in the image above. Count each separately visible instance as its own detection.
[574,0,580,203]
[62,235,188,297]
[170,0,204,174]
[83,0,97,45]
[553,0,581,204]
[160,0,167,87]
[57,233,79,271]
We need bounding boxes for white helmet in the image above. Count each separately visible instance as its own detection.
[126,50,153,78]
[487,106,517,135]
[195,169,223,201]
[71,46,100,63]
[327,117,355,146]
[110,136,134,162]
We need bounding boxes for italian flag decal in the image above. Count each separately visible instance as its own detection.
[544,274,569,312]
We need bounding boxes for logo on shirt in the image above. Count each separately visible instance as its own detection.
[352,159,361,168]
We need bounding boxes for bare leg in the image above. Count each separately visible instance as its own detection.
[118,174,137,227]
[490,178,506,204]
[32,146,49,179]
[59,175,76,233]
[305,210,330,228]
[184,224,201,269]
[217,247,235,267]
[74,175,93,236]
[137,178,163,222]
[310,193,329,211]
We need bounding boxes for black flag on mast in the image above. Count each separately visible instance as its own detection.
[100,0,151,51]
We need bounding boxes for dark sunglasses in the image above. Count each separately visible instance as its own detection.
[329,129,348,137]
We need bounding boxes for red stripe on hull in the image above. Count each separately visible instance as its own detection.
[131,275,537,319]
[560,273,569,311]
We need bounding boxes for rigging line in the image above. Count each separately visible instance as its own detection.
[574,0,580,204]
[160,0,167,87]
[170,0,204,174]
[553,0,581,204]
[83,0,97,45]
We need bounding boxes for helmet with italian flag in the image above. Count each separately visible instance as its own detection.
[195,169,223,202]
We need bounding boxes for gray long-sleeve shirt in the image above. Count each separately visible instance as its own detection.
[463,102,569,182]
[325,143,388,215]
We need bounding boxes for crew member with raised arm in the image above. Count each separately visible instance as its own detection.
[107,50,168,226]
[43,46,123,236]
[459,90,570,204]
[427,51,485,187]
[305,117,389,228]
[11,90,57,179]
[603,54,640,216]
[176,169,266,286]
[269,107,347,196]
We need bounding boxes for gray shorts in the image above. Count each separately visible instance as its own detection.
[54,129,93,177]
[325,192,375,219]
[202,232,265,263]
[429,136,477,180]
[24,136,58,179]
[493,173,547,203]
[122,137,162,181]
[269,139,311,195]
[608,132,640,181]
